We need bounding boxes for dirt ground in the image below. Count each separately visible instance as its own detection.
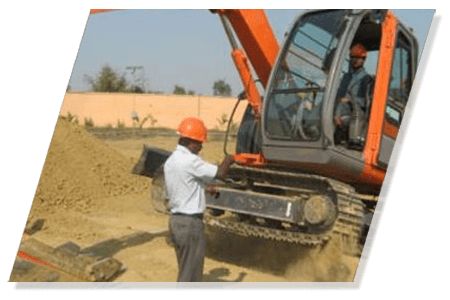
[18,118,361,282]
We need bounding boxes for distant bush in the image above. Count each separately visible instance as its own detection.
[216,113,229,131]
[117,119,125,129]
[215,113,238,133]
[84,116,94,127]
[131,113,158,129]
[61,112,79,124]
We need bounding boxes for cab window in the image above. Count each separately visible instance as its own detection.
[265,10,349,141]
[383,31,413,132]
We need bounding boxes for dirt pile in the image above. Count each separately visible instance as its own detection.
[27,117,148,220]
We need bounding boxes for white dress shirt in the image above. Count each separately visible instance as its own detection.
[164,145,218,215]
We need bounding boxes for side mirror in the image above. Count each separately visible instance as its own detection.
[369,10,387,24]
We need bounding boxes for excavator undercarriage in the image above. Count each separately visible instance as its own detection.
[208,166,368,255]
[147,153,374,256]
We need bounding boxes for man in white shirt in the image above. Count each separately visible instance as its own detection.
[164,117,234,282]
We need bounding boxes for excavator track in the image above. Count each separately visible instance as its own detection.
[204,165,368,255]
[205,214,329,246]
[205,194,364,255]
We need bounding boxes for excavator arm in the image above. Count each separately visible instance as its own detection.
[89,9,280,119]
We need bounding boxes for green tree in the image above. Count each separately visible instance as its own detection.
[148,90,164,94]
[213,79,232,96]
[173,85,187,95]
[130,85,145,93]
[85,65,128,93]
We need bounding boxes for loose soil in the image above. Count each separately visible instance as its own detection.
[18,118,360,282]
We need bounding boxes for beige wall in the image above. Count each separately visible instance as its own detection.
[60,93,247,130]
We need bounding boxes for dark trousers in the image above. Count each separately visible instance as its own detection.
[169,214,206,282]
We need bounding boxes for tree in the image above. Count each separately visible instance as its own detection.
[173,85,187,95]
[213,79,232,97]
[130,85,145,93]
[84,65,128,93]
[148,90,164,94]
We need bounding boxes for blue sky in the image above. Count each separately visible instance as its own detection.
[68,9,434,96]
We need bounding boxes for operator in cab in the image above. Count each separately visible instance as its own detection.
[334,43,374,150]
[164,117,234,282]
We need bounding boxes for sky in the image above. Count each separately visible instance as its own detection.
[68,9,435,96]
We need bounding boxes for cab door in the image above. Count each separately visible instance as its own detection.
[377,28,417,169]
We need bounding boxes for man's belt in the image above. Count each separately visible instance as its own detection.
[172,212,204,220]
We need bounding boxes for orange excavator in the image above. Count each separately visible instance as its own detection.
[91,9,418,254]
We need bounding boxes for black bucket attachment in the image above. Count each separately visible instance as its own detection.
[131,145,172,178]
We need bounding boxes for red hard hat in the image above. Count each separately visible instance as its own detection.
[177,117,208,143]
[350,44,367,58]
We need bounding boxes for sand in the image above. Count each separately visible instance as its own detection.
[18,118,360,282]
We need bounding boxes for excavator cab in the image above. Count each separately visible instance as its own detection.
[252,9,418,192]
[264,9,382,149]
[263,10,349,143]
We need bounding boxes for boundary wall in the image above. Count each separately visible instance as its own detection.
[60,93,247,130]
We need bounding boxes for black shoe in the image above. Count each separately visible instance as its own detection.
[348,137,365,151]
[208,208,224,217]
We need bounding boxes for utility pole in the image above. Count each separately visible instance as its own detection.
[198,94,202,118]
[126,65,143,92]
[126,66,143,127]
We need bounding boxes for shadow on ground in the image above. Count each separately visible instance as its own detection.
[78,230,170,258]
[202,267,247,282]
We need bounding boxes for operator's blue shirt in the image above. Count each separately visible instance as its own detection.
[164,145,218,215]
[335,66,373,119]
